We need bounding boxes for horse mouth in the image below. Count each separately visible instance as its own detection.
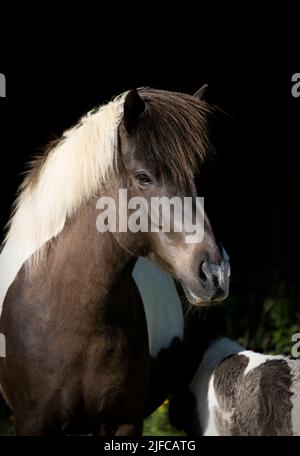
[181,282,229,306]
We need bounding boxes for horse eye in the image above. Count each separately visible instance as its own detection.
[135,173,152,186]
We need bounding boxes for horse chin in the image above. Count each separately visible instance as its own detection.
[181,283,213,307]
[181,283,228,307]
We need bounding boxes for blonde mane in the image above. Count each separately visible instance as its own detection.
[0,93,126,313]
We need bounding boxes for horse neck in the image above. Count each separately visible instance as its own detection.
[35,192,136,314]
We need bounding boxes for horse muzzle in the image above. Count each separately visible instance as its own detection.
[182,257,231,306]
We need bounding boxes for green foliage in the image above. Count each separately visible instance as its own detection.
[254,298,300,355]
[230,296,300,356]
[0,401,14,436]
[206,280,300,357]
[143,401,185,436]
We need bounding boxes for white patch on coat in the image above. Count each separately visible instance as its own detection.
[132,257,184,358]
[0,93,127,316]
[241,350,285,376]
[204,374,221,436]
[205,377,233,437]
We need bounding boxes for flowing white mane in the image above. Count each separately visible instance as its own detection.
[0,92,126,314]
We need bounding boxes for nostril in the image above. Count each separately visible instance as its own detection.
[199,261,221,289]
[212,274,219,288]
[199,261,207,282]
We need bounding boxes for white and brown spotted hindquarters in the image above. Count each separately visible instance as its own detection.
[213,354,294,435]
[206,340,296,435]
[190,338,299,435]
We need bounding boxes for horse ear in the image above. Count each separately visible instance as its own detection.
[123,88,145,133]
[193,84,208,100]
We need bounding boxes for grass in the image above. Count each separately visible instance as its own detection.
[143,401,185,436]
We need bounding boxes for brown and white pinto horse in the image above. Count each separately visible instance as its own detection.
[0,87,229,435]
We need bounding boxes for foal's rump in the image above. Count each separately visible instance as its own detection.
[171,337,300,436]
